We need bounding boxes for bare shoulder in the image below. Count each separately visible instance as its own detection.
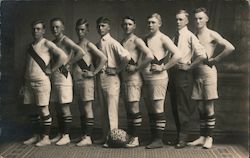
[160,32,171,42]
[62,36,74,44]
[44,39,56,48]
[209,29,223,41]
[134,37,144,45]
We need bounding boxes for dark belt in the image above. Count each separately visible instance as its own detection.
[59,65,68,78]
[128,59,137,66]
[151,57,164,65]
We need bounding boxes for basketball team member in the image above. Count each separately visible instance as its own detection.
[96,17,131,147]
[22,20,66,146]
[50,18,85,145]
[168,9,206,149]
[143,13,181,149]
[74,18,107,146]
[188,8,235,149]
[121,16,154,147]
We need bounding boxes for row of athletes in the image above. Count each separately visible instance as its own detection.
[21,7,235,149]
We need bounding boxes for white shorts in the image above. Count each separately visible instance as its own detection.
[143,79,168,101]
[75,78,95,102]
[123,80,143,102]
[23,78,51,106]
[50,85,73,104]
[192,65,218,100]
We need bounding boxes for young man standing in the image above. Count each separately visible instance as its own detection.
[168,9,207,149]
[74,18,107,146]
[22,20,66,147]
[96,17,131,147]
[121,16,154,147]
[50,18,85,145]
[188,8,235,149]
[143,13,181,149]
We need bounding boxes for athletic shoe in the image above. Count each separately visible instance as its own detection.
[23,134,40,145]
[76,136,92,147]
[56,134,70,145]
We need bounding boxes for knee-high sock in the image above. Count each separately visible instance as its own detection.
[30,114,40,135]
[85,118,94,136]
[63,115,72,134]
[206,115,216,137]
[148,113,156,139]
[41,115,52,135]
[55,103,64,133]
[200,113,207,137]
[127,112,142,137]
[154,112,166,139]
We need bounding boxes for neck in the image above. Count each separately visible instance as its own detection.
[79,37,86,42]
[124,32,134,40]
[149,30,159,37]
[56,33,64,40]
[197,26,208,34]
[34,37,43,44]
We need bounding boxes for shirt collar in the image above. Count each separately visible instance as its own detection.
[101,33,111,41]
[179,26,188,34]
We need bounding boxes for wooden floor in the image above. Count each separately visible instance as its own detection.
[0,128,248,158]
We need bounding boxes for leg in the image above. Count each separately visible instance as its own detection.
[56,103,72,145]
[126,101,141,148]
[23,104,40,145]
[203,100,215,149]
[146,99,166,149]
[77,100,94,146]
[35,105,52,147]
[50,102,64,143]
[187,100,206,146]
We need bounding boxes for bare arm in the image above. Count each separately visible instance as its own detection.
[46,41,67,73]
[63,37,85,66]
[212,31,235,62]
[134,38,154,70]
[161,35,181,70]
[87,42,107,75]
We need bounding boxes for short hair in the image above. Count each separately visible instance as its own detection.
[195,7,208,16]
[147,13,162,24]
[96,17,111,25]
[122,16,136,24]
[75,18,89,29]
[176,9,189,18]
[50,17,65,25]
[31,19,46,29]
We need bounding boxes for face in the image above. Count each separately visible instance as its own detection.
[147,17,161,33]
[176,13,188,30]
[76,24,88,39]
[97,22,110,36]
[32,23,45,40]
[50,20,64,37]
[195,12,208,29]
[122,19,136,34]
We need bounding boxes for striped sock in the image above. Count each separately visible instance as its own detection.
[206,115,216,137]
[127,112,142,137]
[148,113,156,139]
[30,114,40,134]
[63,115,72,134]
[41,115,52,135]
[200,114,207,136]
[80,115,86,135]
[85,118,94,136]
[154,112,166,139]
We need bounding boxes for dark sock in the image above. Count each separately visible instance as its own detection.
[63,115,72,134]
[41,115,52,135]
[200,113,207,137]
[80,115,86,135]
[148,113,156,140]
[30,114,40,135]
[127,112,142,137]
[85,118,94,136]
[154,112,166,140]
[206,115,216,137]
